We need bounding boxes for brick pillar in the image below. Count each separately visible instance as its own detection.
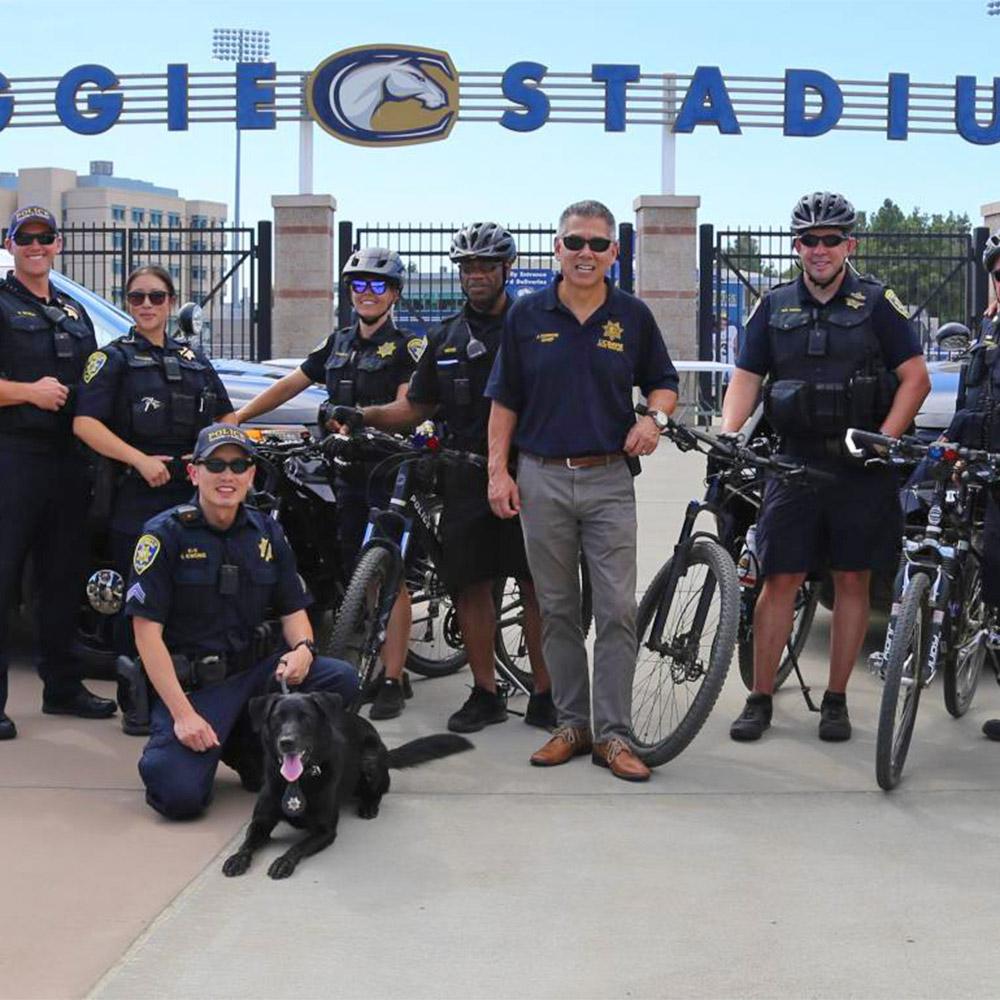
[633,195,700,360]
[271,194,337,357]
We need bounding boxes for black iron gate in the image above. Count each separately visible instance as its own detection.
[698,224,989,364]
[50,221,272,360]
[336,221,635,334]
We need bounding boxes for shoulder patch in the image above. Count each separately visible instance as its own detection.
[884,288,909,318]
[82,351,107,384]
[133,534,161,575]
[407,337,426,363]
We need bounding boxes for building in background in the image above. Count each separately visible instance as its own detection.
[0,163,227,307]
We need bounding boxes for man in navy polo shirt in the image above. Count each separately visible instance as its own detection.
[486,199,679,782]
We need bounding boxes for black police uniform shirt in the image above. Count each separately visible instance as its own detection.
[485,277,680,457]
[123,501,310,661]
[407,301,507,454]
[75,329,232,457]
[737,270,922,380]
[0,272,97,449]
[300,317,420,408]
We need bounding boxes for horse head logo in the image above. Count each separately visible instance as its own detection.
[307,45,459,147]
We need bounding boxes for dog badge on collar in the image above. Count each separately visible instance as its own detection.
[282,782,306,818]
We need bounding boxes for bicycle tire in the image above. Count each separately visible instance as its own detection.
[406,563,467,678]
[324,546,396,705]
[943,557,987,719]
[737,581,819,692]
[875,572,930,791]
[631,538,739,767]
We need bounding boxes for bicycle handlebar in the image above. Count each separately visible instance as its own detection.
[323,424,487,471]
[844,427,1000,481]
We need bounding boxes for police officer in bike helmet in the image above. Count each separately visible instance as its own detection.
[946,235,1000,740]
[75,265,234,657]
[234,248,418,716]
[720,192,930,743]
[353,222,554,730]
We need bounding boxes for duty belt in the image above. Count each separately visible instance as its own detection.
[780,436,847,460]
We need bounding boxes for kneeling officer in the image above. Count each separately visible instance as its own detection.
[124,423,358,820]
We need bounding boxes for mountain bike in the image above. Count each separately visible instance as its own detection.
[847,429,1000,791]
[632,406,833,766]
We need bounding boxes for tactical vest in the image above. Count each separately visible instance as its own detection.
[0,278,95,438]
[109,331,217,452]
[954,319,1000,449]
[762,275,897,441]
[323,323,407,408]
[430,309,501,453]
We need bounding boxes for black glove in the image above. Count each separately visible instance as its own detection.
[330,405,364,431]
[706,431,741,480]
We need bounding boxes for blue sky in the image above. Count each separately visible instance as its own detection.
[1,0,998,235]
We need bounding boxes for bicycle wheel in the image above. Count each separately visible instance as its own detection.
[325,546,396,703]
[406,561,467,678]
[943,558,987,718]
[875,572,930,791]
[737,581,819,692]
[493,577,533,691]
[631,539,739,767]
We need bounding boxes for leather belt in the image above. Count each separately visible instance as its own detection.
[536,452,624,470]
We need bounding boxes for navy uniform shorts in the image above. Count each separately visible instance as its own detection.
[436,469,532,597]
[756,461,901,578]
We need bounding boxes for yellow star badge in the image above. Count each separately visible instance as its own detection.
[602,320,624,342]
[376,342,397,359]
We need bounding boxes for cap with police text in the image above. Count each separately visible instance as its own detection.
[8,206,59,239]
[193,423,256,461]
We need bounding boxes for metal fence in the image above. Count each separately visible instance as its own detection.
[5,222,272,361]
[337,221,635,334]
[699,224,989,365]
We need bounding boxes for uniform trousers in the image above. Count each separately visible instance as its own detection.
[516,454,637,742]
[0,445,91,713]
[138,651,358,820]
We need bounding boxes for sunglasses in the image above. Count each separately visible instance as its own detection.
[126,290,170,306]
[197,457,255,474]
[560,234,614,253]
[992,270,1000,282]
[12,231,57,246]
[350,279,389,295]
[798,233,850,248]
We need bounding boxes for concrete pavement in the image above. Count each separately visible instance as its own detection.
[5,442,1000,999]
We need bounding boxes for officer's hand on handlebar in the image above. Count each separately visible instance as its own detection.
[706,431,741,479]
[134,454,173,488]
[488,468,521,519]
[331,405,364,432]
[30,376,69,412]
[174,710,220,753]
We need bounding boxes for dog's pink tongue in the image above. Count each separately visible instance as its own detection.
[280,753,303,782]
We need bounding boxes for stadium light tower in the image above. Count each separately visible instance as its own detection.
[989,1,1000,14]
[212,28,270,309]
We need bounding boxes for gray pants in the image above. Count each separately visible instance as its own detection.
[516,454,638,741]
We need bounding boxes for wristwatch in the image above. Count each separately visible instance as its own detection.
[645,409,670,431]
[291,639,317,657]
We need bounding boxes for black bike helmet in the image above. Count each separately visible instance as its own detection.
[342,247,406,288]
[983,233,1000,273]
[449,222,517,262]
[790,192,857,234]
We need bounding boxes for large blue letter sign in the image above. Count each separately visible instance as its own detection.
[236,62,276,129]
[674,66,740,134]
[55,64,122,135]
[955,76,1000,144]
[783,69,843,137]
[500,62,550,132]
[592,63,640,132]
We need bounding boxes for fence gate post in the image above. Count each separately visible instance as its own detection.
[618,222,634,293]
[256,220,273,361]
[337,220,354,329]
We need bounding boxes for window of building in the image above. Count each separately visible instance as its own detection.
[112,260,122,276]
[111,205,125,222]
[112,285,123,303]
[169,264,181,280]
[168,212,180,228]
[168,237,181,251]
[130,233,144,251]
[150,210,163,226]
[191,214,207,229]
[131,208,145,224]
[150,235,161,252]
[113,231,124,250]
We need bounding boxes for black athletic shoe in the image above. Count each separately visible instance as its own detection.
[524,689,557,730]
[447,686,507,734]
[0,713,16,740]
[42,686,116,719]
[983,719,1000,740]
[730,693,773,742]
[369,678,407,720]
[818,692,851,742]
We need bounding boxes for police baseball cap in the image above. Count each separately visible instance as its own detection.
[193,423,256,461]
[8,205,58,239]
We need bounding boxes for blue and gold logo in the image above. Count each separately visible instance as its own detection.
[306,45,459,147]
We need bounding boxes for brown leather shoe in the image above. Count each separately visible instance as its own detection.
[529,726,592,767]
[592,737,651,782]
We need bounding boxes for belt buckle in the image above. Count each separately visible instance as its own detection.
[565,456,579,469]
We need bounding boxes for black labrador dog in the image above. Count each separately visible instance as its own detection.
[222,691,472,880]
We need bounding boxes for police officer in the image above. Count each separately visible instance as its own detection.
[125,423,358,820]
[357,222,554,729]
[486,200,679,782]
[945,235,1000,741]
[0,205,117,739]
[234,248,418,713]
[74,265,233,652]
[722,192,930,743]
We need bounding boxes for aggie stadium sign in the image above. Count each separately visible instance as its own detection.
[4,46,1000,147]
